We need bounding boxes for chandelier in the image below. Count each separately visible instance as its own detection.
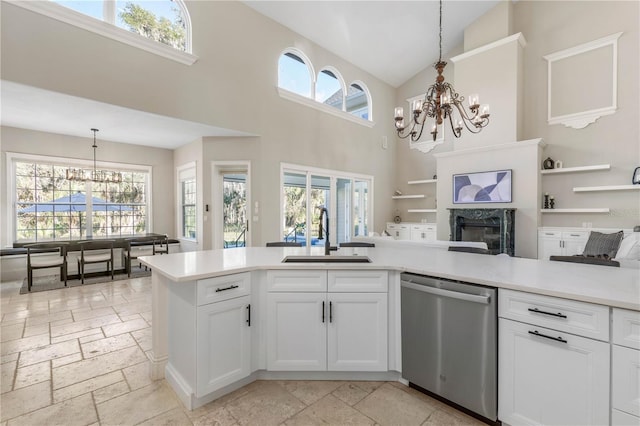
[394,0,490,142]
[66,129,122,183]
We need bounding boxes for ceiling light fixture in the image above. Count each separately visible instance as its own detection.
[394,0,490,142]
[66,129,122,183]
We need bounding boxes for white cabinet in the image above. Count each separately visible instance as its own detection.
[266,270,388,372]
[166,272,253,404]
[538,229,589,259]
[196,295,251,396]
[498,290,610,426]
[612,308,640,425]
[387,223,410,240]
[410,224,436,242]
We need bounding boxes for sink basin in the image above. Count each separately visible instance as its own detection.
[282,255,372,263]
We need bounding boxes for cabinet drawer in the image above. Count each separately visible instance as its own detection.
[539,230,562,238]
[613,308,640,350]
[327,270,388,292]
[563,231,589,240]
[197,272,250,306]
[267,270,327,292]
[613,345,640,417]
[499,289,609,341]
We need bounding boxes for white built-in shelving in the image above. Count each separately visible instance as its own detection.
[391,194,425,200]
[540,208,610,214]
[407,179,437,185]
[407,209,437,213]
[540,164,610,175]
[573,185,640,193]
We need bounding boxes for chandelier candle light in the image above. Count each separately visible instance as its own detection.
[66,129,122,183]
[394,0,490,142]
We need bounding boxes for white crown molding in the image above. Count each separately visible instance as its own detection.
[6,0,198,66]
[450,33,527,63]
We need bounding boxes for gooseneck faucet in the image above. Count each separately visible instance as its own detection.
[317,206,334,256]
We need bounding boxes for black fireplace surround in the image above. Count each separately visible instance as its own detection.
[449,208,516,256]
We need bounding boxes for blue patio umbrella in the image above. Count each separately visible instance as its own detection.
[18,191,132,213]
[19,192,132,234]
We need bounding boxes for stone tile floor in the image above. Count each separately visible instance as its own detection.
[1,277,484,425]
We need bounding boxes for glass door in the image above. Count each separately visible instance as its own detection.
[310,175,331,247]
[282,171,307,245]
[222,173,247,248]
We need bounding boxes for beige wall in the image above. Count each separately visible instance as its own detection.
[395,1,640,249]
[0,126,174,247]
[464,0,513,52]
[1,1,398,248]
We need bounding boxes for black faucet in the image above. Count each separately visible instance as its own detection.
[318,206,337,256]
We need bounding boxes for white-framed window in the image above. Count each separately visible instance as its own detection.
[7,152,151,242]
[280,163,373,247]
[316,67,345,111]
[278,48,314,98]
[177,163,196,240]
[277,48,374,127]
[8,0,196,65]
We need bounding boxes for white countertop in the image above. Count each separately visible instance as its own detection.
[140,246,640,311]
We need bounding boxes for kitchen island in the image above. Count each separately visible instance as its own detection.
[140,246,639,422]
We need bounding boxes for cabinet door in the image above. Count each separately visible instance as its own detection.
[267,292,326,371]
[562,231,589,256]
[499,318,609,426]
[327,293,387,372]
[410,225,425,241]
[397,225,410,240]
[613,345,640,417]
[538,231,562,260]
[196,295,251,397]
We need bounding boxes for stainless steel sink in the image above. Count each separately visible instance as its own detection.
[282,255,372,263]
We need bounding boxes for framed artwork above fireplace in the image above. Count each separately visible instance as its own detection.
[453,169,512,204]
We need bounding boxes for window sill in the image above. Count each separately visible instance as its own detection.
[7,0,198,66]
[277,88,375,128]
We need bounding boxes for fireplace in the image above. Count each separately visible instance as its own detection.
[449,208,516,256]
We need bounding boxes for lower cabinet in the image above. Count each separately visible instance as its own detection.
[266,270,388,372]
[196,295,251,397]
[498,289,610,425]
[612,308,640,425]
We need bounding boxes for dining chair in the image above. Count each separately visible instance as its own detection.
[77,240,115,284]
[152,235,170,255]
[25,242,69,292]
[265,242,303,247]
[123,236,157,277]
[339,242,376,248]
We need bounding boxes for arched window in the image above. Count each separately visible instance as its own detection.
[278,49,314,98]
[51,0,192,52]
[316,67,345,111]
[346,81,372,121]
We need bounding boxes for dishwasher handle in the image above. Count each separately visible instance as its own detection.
[401,281,491,304]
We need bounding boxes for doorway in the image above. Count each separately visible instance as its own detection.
[212,161,251,250]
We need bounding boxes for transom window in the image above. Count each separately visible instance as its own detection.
[10,155,150,241]
[52,0,190,51]
[277,48,373,123]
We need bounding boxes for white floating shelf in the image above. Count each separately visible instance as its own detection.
[540,208,610,213]
[392,195,425,199]
[573,185,640,192]
[407,179,437,185]
[540,164,610,175]
[408,209,437,213]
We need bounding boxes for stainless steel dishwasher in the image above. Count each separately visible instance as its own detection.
[401,273,497,422]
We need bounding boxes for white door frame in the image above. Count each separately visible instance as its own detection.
[212,161,251,250]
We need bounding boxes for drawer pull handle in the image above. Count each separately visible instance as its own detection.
[528,307,567,318]
[322,301,325,323]
[569,234,581,237]
[329,301,333,323]
[215,284,239,293]
[528,330,567,344]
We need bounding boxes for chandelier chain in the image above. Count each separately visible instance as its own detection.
[438,0,442,63]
